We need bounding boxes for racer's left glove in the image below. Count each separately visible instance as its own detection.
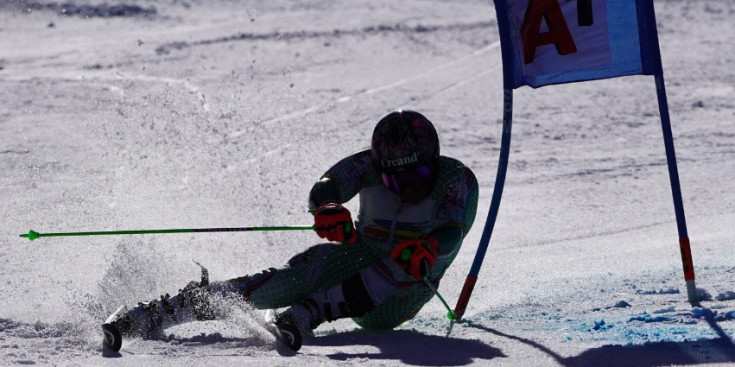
[390,235,439,280]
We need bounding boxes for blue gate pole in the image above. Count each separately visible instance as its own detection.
[453,88,513,319]
[655,74,697,304]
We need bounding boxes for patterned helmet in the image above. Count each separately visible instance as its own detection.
[371,111,440,194]
[371,110,439,172]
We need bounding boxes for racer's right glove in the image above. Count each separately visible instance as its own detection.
[313,202,357,244]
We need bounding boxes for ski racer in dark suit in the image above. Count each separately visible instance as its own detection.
[103,110,479,352]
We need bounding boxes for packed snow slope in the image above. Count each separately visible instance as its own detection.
[1,0,734,366]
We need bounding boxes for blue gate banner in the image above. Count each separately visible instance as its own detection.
[494,0,663,88]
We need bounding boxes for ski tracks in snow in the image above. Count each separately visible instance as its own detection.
[229,40,501,137]
[0,71,210,113]
[111,71,211,112]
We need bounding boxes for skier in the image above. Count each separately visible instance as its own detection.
[102,110,479,352]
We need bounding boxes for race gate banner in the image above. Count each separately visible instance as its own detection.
[494,0,664,88]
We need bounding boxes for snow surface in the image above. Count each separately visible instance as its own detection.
[1,0,734,366]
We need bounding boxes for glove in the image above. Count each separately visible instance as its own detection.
[313,202,357,244]
[390,235,439,280]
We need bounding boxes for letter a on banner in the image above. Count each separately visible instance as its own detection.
[521,0,577,64]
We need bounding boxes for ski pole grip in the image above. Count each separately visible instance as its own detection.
[344,222,357,244]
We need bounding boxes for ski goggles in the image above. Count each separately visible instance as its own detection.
[380,165,434,194]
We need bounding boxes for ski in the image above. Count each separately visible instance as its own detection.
[101,305,303,353]
[102,305,127,352]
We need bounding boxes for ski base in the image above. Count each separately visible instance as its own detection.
[271,321,302,353]
[265,309,303,353]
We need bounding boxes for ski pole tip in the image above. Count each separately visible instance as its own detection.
[20,230,40,241]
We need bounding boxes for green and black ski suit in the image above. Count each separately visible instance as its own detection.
[230,149,479,329]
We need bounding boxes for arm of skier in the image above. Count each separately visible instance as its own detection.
[391,163,480,279]
[429,225,465,258]
[308,150,373,244]
[432,163,480,258]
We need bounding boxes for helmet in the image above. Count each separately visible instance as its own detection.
[371,110,439,173]
[371,110,439,197]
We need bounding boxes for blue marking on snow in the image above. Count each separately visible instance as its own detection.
[627,314,672,323]
[715,291,735,301]
[636,288,680,295]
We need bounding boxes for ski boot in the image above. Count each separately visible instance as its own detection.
[268,277,373,352]
[101,300,167,352]
[102,263,214,352]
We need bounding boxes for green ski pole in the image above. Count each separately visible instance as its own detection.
[20,225,315,242]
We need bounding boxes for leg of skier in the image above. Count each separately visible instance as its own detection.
[269,263,437,350]
[103,241,381,352]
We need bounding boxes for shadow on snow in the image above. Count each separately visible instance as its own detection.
[464,317,735,367]
[310,329,505,366]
